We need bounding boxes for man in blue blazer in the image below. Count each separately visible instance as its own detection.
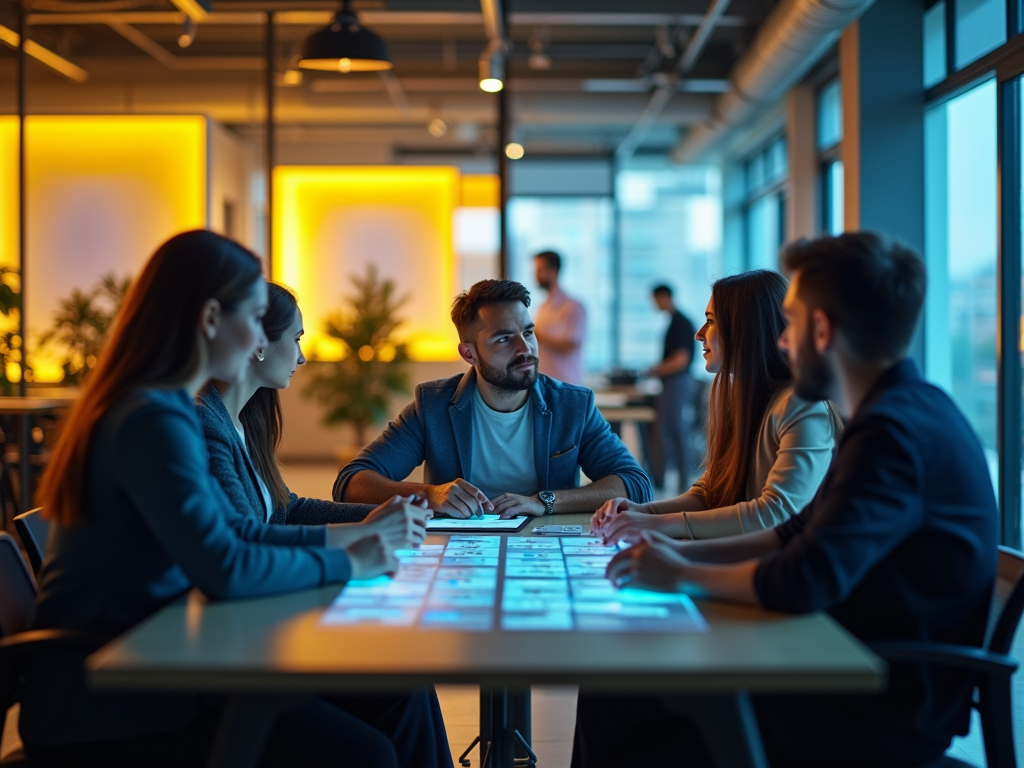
[334,279,652,518]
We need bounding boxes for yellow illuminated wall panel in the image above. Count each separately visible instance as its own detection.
[0,115,208,381]
[274,166,462,362]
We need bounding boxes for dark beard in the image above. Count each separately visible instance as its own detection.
[792,326,834,402]
[477,354,539,392]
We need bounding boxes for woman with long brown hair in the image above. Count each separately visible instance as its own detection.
[196,282,451,768]
[22,231,405,768]
[593,269,842,543]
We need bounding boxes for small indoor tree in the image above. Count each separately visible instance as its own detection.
[39,273,132,385]
[303,265,411,445]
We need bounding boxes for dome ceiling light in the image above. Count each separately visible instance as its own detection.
[299,0,392,73]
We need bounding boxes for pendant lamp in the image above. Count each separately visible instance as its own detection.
[298,0,392,73]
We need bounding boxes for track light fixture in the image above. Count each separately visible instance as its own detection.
[478,39,504,93]
[177,17,196,48]
[299,0,392,73]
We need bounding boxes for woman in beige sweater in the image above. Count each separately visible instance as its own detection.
[593,269,843,543]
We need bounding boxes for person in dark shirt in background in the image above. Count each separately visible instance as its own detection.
[647,284,698,490]
[573,232,999,768]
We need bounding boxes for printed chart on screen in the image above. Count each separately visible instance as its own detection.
[322,536,708,633]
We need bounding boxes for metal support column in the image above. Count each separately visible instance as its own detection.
[498,83,509,279]
[264,11,275,276]
[17,0,31,517]
[997,76,1022,549]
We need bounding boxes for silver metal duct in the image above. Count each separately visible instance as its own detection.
[671,0,877,163]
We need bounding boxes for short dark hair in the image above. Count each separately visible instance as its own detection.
[534,250,561,272]
[652,284,673,298]
[451,279,532,341]
[781,232,926,361]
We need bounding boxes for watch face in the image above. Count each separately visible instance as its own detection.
[539,491,555,503]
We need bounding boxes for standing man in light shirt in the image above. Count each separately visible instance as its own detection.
[533,250,587,385]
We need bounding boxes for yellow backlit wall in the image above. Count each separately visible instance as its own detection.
[0,115,207,381]
[274,166,462,361]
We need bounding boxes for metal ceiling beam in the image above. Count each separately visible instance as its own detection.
[26,11,749,27]
[0,23,89,81]
[106,20,262,69]
[615,0,734,161]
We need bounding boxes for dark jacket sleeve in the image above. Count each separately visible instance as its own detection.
[333,393,428,501]
[575,389,654,503]
[274,494,375,525]
[119,402,351,599]
[753,415,923,614]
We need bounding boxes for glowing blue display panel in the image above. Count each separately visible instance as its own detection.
[322,536,708,633]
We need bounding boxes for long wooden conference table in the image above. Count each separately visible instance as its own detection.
[87,513,885,768]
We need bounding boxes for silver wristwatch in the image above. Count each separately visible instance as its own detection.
[538,490,556,515]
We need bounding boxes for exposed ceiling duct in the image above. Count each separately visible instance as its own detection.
[672,0,877,164]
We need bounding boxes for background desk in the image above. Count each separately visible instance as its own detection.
[88,527,883,768]
[0,397,75,518]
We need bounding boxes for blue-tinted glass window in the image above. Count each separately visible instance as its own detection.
[747,193,782,270]
[924,78,998,493]
[924,1,947,87]
[823,160,844,235]
[507,197,614,373]
[817,79,842,150]
[955,0,1007,69]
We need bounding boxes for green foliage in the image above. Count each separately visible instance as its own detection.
[39,273,132,385]
[303,265,411,444]
[0,267,23,396]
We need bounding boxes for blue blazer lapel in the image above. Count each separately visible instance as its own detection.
[200,385,264,507]
[532,383,551,490]
[449,370,475,479]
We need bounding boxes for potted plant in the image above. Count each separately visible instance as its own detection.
[0,267,22,395]
[38,273,132,385]
[303,265,411,459]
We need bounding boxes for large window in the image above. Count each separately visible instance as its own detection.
[925,78,999,489]
[744,136,788,270]
[817,78,844,235]
[617,168,722,371]
[507,197,615,374]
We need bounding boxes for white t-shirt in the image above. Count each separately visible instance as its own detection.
[236,423,274,523]
[468,388,539,501]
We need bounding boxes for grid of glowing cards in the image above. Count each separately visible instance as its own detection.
[322,536,708,633]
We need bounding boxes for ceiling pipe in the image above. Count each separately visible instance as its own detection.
[616,0,732,161]
[672,0,876,163]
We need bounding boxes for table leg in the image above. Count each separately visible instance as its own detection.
[206,693,304,768]
[18,414,30,518]
[479,688,516,768]
[663,691,768,768]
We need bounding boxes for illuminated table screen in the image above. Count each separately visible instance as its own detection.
[322,536,708,633]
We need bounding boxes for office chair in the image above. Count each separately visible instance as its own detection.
[12,511,48,577]
[0,533,102,766]
[873,545,1024,768]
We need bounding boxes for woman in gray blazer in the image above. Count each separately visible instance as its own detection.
[198,282,451,768]
[22,231,401,767]
[594,270,843,543]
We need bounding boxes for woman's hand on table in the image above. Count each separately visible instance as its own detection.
[345,533,398,580]
[606,530,692,593]
[363,494,431,549]
[591,497,644,533]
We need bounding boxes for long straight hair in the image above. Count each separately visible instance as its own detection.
[39,230,264,526]
[702,270,794,509]
[238,282,296,512]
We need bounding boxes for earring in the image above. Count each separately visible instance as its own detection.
[256,350,265,362]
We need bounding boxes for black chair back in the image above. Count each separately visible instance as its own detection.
[986,546,1024,654]
[13,508,48,577]
[0,533,36,638]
